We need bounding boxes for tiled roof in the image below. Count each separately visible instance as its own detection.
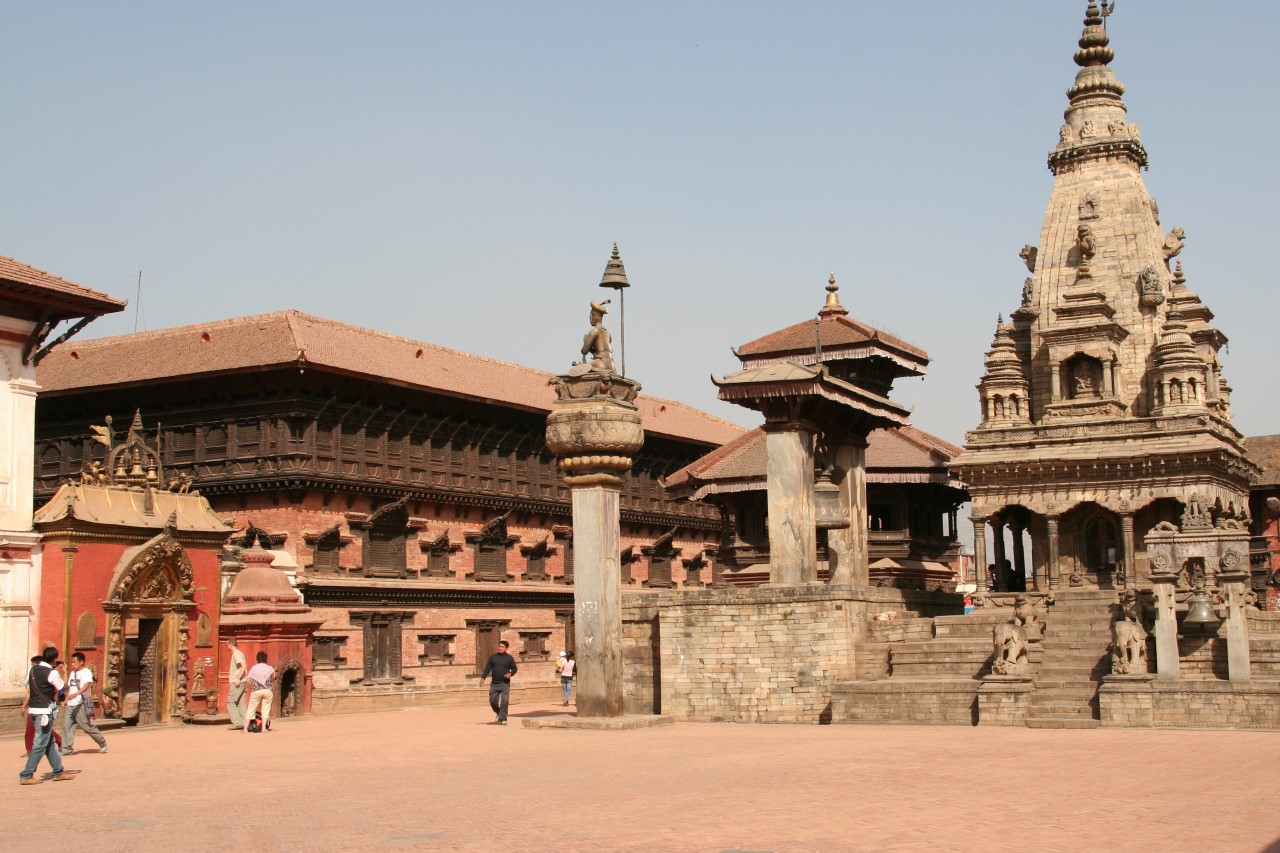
[665,424,965,499]
[36,310,744,448]
[1247,434,1280,488]
[735,313,928,365]
[0,255,126,317]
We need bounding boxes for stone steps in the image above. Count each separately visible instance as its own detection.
[1023,597,1118,728]
[1026,717,1101,729]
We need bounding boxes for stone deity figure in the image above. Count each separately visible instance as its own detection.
[574,300,616,375]
[1074,224,1096,277]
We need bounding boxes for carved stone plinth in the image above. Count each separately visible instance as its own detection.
[546,371,644,718]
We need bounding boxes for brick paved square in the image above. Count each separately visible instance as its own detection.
[6,702,1279,852]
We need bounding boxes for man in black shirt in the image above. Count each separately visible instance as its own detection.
[480,640,517,725]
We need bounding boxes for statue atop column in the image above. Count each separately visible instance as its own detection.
[572,300,615,376]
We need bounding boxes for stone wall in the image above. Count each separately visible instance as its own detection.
[621,585,960,723]
[1100,679,1280,729]
[312,681,560,716]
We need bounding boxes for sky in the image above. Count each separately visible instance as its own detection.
[4,1,1277,447]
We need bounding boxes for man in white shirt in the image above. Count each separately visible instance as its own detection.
[242,651,276,733]
[62,652,107,755]
[19,646,74,785]
[225,637,248,730]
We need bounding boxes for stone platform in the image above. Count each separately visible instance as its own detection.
[523,713,674,731]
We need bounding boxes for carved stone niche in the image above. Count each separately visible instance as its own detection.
[418,528,462,578]
[465,513,519,582]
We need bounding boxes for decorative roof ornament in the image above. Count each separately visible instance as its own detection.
[598,242,630,289]
[819,272,848,317]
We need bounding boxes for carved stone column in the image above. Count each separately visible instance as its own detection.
[764,422,818,585]
[1218,568,1252,682]
[546,372,644,718]
[991,517,1007,592]
[827,436,868,587]
[1046,515,1061,590]
[972,515,988,591]
[1149,571,1180,680]
[1119,512,1136,585]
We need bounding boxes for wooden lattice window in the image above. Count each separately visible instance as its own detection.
[313,636,348,668]
[519,632,551,661]
[40,443,62,476]
[644,529,679,589]
[422,530,454,578]
[237,422,261,453]
[554,528,574,585]
[522,538,551,582]
[171,429,196,461]
[310,524,343,573]
[362,499,409,578]
[417,635,455,665]
[468,513,511,582]
[340,424,360,455]
[205,426,227,453]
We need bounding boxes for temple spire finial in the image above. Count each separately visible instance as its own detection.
[820,272,847,317]
[599,242,630,289]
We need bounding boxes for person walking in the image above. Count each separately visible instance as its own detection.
[225,637,248,730]
[19,646,74,785]
[61,652,106,755]
[479,640,517,725]
[20,655,63,757]
[242,651,275,734]
[559,652,576,707]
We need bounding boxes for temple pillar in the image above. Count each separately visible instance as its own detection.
[1119,513,1136,585]
[972,515,988,591]
[828,436,868,587]
[1150,571,1180,680]
[764,423,817,585]
[546,355,645,718]
[991,517,1007,592]
[1046,515,1061,590]
[1219,569,1252,682]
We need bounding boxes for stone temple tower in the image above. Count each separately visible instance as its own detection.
[952,2,1258,594]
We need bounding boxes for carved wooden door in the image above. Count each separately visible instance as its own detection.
[136,619,161,726]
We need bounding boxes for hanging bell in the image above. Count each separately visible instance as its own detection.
[1182,590,1220,630]
[814,467,850,530]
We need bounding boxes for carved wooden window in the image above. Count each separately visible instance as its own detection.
[315,423,333,456]
[560,532,575,584]
[340,424,360,456]
[363,499,409,578]
[237,422,261,453]
[469,620,509,675]
[312,636,348,668]
[426,547,451,577]
[468,514,511,582]
[621,546,639,584]
[556,610,575,654]
[206,426,227,453]
[519,632,550,661]
[683,552,708,588]
[310,525,343,573]
[644,530,679,589]
[171,429,196,461]
[40,443,61,476]
[522,538,551,582]
[349,612,412,682]
[417,634,455,665]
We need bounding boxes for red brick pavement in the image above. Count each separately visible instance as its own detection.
[7,701,1280,853]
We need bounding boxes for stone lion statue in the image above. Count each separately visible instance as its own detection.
[1162,227,1186,269]
[992,620,1030,676]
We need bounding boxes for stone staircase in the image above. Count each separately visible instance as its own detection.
[1026,590,1118,729]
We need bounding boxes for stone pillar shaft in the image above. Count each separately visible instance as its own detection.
[571,485,625,716]
[972,516,988,591]
[765,426,816,585]
[1119,513,1136,583]
[1046,516,1061,590]
[828,438,868,587]
[1011,524,1028,590]
[991,518,1007,591]
[1220,572,1252,682]
[1150,574,1180,680]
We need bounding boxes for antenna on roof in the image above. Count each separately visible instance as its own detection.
[133,269,143,332]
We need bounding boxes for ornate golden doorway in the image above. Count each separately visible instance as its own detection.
[103,528,196,726]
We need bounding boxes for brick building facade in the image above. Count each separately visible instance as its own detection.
[33,309,744,713]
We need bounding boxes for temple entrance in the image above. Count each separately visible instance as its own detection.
[1063,503,1121,589]
[278,661,302,718]
[102,529,196,726]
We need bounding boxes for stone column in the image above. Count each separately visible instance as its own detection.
[972,516,988,591]
[991,517,1007,592]
[546,373,644,718]
[1046,515,1061,590]
[828,436,868,587]
[764,423,817,585]
[1218,569,1252,682]
[1149,571,1180,680]
[1119,513,1136,585]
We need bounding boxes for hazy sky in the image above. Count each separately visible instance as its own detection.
[5,1,1277,446]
